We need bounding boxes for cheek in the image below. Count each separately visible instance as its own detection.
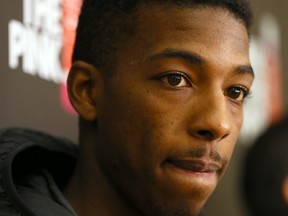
[212,102,243,161]
[221,110,243,159]
[219,135,237,158]
[96,87,165,166]
[94,88,176,207]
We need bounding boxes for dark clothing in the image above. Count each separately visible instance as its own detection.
[0,128,78,216]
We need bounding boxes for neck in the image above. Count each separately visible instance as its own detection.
[63,150,140,216]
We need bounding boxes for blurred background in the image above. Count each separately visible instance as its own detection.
[0,0,287,215]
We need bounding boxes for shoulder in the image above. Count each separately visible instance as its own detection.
[0,127,78,216]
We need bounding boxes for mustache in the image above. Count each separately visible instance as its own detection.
[167,148,227,164]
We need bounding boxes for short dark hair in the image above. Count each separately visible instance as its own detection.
[72,0,253,76]
[242,118,288,216]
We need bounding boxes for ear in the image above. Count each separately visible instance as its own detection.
[283,176,288,205]
[67,61,103,121]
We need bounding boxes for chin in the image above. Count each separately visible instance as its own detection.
[142,190,211,216]
[144,201,206,216]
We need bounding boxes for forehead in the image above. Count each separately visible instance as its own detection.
[126,4,250,65]
[136,4,247,38]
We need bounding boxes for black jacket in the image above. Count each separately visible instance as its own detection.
[0,128,78,216]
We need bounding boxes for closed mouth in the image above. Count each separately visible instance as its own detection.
[165,158,221,174]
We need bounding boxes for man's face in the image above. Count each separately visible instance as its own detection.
[94,5,253,216]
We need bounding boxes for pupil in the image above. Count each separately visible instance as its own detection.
[168,75,181,86]
[229,88,241,99]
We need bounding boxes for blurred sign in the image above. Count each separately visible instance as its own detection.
[9,0,64,83]
[8,0,82,114]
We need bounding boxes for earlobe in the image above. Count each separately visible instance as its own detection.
[67,61,103,121]
[283,176,288,205]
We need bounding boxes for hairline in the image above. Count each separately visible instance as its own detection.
[73,1,252,77]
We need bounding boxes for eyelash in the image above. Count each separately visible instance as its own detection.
[155,71,251,102]
[224,86,251,103]
[156,71,192,88]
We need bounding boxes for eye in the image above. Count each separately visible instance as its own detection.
[157,72,191,88]
[224,86,250,103]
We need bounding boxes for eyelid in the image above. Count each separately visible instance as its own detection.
[156,71,192,85]
[237,85,251,98]
[225,85,251,103]
[243,88,252,102]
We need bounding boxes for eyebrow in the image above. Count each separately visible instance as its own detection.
[147,48,204,65]
[146,48,255,78]
[235,65,255,78]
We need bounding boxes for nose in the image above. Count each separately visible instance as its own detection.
[188,92,231,142]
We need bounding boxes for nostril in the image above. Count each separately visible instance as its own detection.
[198,130,214,138]
[197,129,229,141]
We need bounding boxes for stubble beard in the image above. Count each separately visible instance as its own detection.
[145,196,206,216]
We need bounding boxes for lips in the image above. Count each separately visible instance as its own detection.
[166,158,221,173]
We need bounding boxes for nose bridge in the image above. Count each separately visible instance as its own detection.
[189,88,231,141]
